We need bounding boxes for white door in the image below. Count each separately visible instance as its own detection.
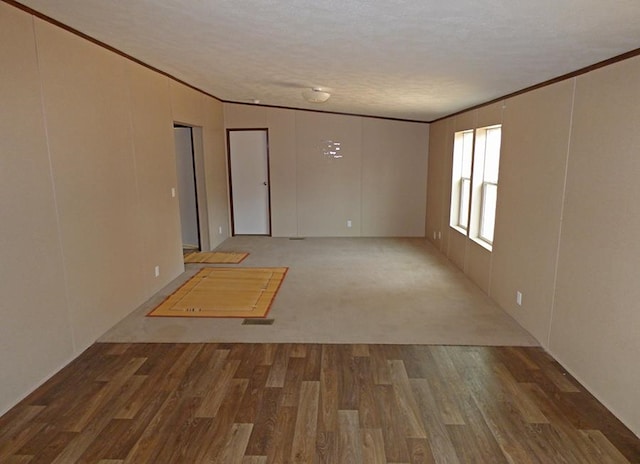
[229,130,270,235]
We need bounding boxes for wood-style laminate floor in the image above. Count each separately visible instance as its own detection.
[1,343,638,463]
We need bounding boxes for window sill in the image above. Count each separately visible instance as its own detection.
[450,225,467,237]
[470,236,493,252]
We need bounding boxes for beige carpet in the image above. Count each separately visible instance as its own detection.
[183,251,248,264]
[147,267,287,318]
[101,237,539,346]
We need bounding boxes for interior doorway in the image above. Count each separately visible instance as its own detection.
[174,125,200,251]
[228,129,271,235]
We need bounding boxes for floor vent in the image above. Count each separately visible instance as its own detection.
[289,237,305,240]
[242,318,275,325]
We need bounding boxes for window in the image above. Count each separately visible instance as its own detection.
[450,125,502,249]
[450,130,474,231]
[475,125,501,245]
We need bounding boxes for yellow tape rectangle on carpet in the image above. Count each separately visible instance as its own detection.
[183,251,249,264]
[147,267,287,318]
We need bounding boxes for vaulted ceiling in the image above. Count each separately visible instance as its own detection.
[15,0,640,122]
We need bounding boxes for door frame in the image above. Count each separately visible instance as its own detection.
[226,128,272,236]
[174,124,201,250]
[174,123,211,251]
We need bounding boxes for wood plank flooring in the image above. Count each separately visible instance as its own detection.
[1,343,639,463]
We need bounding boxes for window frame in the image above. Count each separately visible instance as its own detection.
[450,129,474,234]
[458,177,470,230]
[450,124,502,250]
[474,125,501,247]
[479,180,498,244]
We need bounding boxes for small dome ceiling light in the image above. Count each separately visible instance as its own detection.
[302,87,331,103]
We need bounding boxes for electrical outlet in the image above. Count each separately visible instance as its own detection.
[438,231,441,239]
[154,266,160,278]
[218,226,223,235]
[516,291,523,306]
[433,231,436,240]
[171,187,176,198]
[347,220,352,228]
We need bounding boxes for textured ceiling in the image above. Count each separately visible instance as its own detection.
[15,0,640,122]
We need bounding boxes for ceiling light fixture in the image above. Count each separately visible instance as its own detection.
[302,87,331,103]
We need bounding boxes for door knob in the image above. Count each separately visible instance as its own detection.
[263,182,267,186]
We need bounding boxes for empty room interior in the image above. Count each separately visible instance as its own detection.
[2,0,640,462]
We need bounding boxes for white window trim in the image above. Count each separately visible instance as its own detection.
[450,129,474,235]
[458,177,470,230]
[478,180,498,245]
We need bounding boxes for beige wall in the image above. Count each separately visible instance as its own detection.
[427,56,640,436]
[266,109,298,236]
[0,4,228,415]
[0,4,74,414]
[491,82,574,342]
[203,99,232,247]
[425,119,446,247]
[225,104,429,237]
[36,21,149,349]
[129,64,180,296]
[296,112,363,236]
[362,119,428,236]
[550,57,640,437]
